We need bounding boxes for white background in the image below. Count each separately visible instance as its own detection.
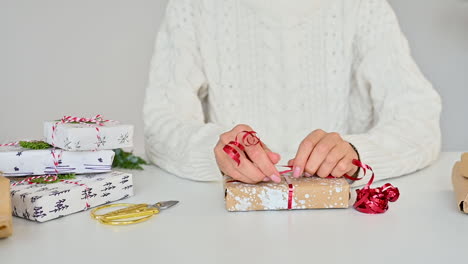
[1,0,467,154]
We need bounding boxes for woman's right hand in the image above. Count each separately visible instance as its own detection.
[214,124,282,183]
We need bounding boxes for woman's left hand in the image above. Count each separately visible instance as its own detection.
[289,129,359,178]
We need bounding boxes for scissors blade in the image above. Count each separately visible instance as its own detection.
[152,200,179,210]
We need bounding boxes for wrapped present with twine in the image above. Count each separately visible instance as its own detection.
[10,171,134,222]
[0,144,114,177]
[44,115,134,151]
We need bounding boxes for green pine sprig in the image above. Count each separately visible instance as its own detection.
[19,141,53,150]
[29,173,76,184]
[112,149,147,170]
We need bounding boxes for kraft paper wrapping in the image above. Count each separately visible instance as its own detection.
[0,175,13,238]
[460,153,468,178]
[452,162,468,214]
[224,174,350,211]
[44,121,134,151]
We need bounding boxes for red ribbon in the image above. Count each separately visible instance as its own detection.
[287,182,294,209]
[223,131,400,214]
[223,131,261,165]
[351,160,400,214]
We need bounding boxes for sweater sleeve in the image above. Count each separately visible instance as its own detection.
[143,0,226,181]
[342,0,442,185]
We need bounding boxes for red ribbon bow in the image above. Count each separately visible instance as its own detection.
[58,115,111,126]
[223,131,400,214]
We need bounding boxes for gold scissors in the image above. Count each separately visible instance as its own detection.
[90,201,179,225]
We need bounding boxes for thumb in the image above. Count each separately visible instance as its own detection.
[261,143,281,164]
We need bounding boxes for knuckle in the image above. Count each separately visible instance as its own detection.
[337,162,348,172]
[247,147,261,159]
[325,154,336,164]
[329,132,340,138]
[300,139,313,149]
[219,133,230,143]
[305,164,315,174]
[235,124,251,131]
[315,143,329,154]
[340,142,350,150]
[313,129,325,135]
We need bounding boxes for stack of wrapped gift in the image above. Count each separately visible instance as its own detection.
[0,116,136,222]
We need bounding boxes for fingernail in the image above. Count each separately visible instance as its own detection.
[263,177,270,182]
[293,167,302,178]
[305,172,312,177]
[270,174,281,183]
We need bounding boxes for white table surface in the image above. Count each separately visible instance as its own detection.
[1,152,466,264]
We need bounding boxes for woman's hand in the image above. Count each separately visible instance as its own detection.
[290,129,358,178]
[214,124,282,184]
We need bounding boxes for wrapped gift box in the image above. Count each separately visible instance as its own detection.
[10,171,134,222]
[0,145,114,176]
[460,153,468,178]
[0,175,13,238]
[452,161,468,214]
[44,121,134,151]
[224,174,350,211]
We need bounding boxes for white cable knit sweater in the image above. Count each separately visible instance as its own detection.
[143,0,442,185]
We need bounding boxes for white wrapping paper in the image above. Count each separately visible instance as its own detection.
[10,171,134,222]
[44,121,134,151]
[0,145,114,176]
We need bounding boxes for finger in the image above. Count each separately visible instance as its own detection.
[219,125,254,147]
[293,129,327,178]
[330,155,353,178]
[215,140,264,183]
[238,156,273,183]
[215,147,254,183]
[305,133,342,177]
[228,143,268,183]
[231,124,253,134]
[287,159,294,166]
[226,167,258,184]
[218,126,280,183]
[268,152,281,164]
[344,167,359,179]
[244,143,281,183]
[261,142,281,164]
[343,155,359,178]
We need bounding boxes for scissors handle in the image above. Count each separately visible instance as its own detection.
[104,203,149,217]
[102,207,159,221]
[92,203,148,219]
[91,203,147,220]
[98,214,155,225]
